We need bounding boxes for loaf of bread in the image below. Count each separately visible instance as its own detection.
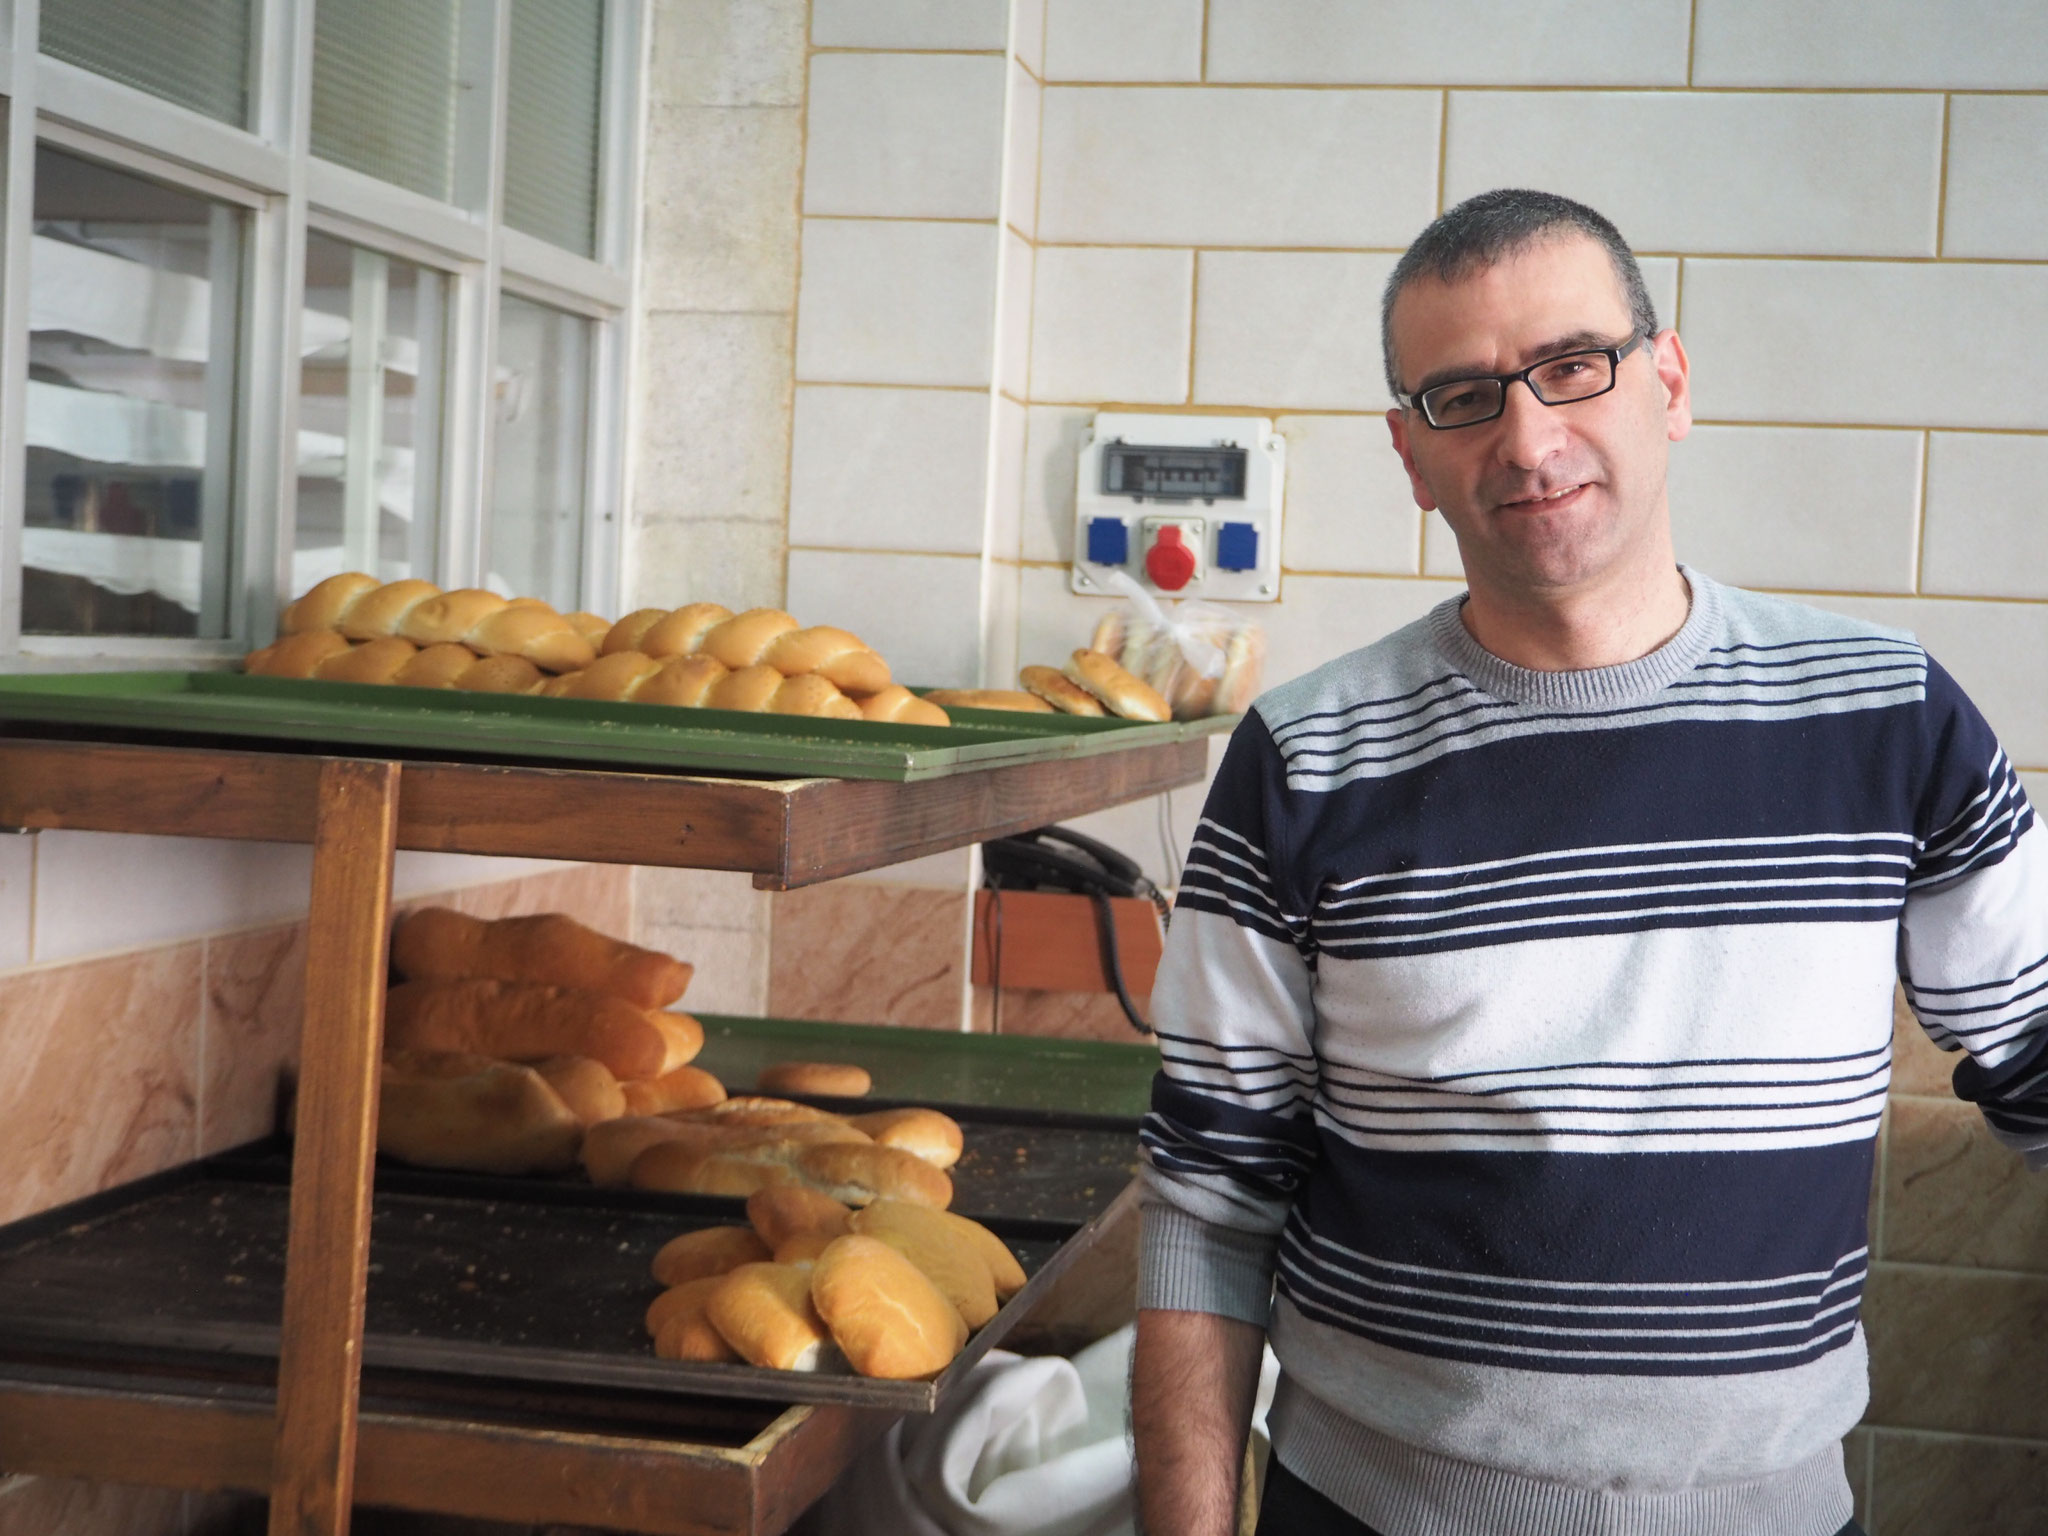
[854,685,951,728]
[810,1236,966,1379]
[279,573,596,673]
[581,1115,698,1187]
[532,1055,626,1126]
[383,978,687,1082]
[600,604,892,695]
[391,907,693,1010]
[846,1199,997,1328]
[619,1063,728,1117]
[651,1224,772,1287]
[1064,648,1171,722]
[747,1187,853,1252]
[852,1196,1023,1306]
[244,631,549,695]
[538,652,865,720]
[773,1230,839,1265]
[756,1061,872,1098]
[677,1096,843,1129]
[1018,664,1105,717]
[376,1050,581,1175]
[847,1107,964,1169]
[791,1141,953,1209]
[706,1262,832,1371]
[626,1120,872,1198]
[920,688,1054,714]
[647,1276,739,1363]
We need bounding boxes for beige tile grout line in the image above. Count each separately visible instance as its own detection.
[1032,80,2048,96]
[1913,432,1932,593]
[1935,94,1953,257]
[779,0,817,607]
[1870,1099,1889,1268]
[1186,251,1201,403]
[1686,0,1699,87]
[1435,91,1449,215]
[1200,0,1211,81]
[1672,257,1686,332]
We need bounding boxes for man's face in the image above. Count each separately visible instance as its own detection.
[1384,235,1691,595]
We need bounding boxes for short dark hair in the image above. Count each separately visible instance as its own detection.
[1381,188,1660,396]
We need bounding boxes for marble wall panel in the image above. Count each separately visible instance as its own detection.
[1867,1428,2048,1536]
[1863,1264,2048,1437]
[0,1476,188,1536]
[766,883,968,1030]
[199,922,304,1154]
[1882,1096,2048,1275]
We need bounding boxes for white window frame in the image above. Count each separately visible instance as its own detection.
[0,0,642,667]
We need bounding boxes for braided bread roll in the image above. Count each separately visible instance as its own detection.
[598,603,891,694]
[540,653,863,720]
[245,633,544,694]
[279,573,595,673]
[855,685,950,728]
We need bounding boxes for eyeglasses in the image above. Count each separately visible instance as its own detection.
[1397,333,1647,430]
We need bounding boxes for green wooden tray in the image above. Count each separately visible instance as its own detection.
[691,1014,1158,1118]
[0,671,1236,782]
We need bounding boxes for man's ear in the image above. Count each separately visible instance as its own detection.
[1655,329,1692,443]
[1385,408,1440,512]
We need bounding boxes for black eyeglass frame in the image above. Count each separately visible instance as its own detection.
[1396,332,1649,430]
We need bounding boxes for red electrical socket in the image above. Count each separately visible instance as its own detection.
[1144,524,1199,591]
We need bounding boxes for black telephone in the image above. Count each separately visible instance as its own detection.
[980,825,1166,1035]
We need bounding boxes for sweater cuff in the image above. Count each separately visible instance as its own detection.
[1138,1200,1278,1326]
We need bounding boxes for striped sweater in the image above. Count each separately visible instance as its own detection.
[1138,570,2047,1536]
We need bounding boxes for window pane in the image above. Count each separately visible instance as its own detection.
[311,0,465,203]
[296,233,448,595]
[24,147,243,638]
[504,0,604,257]
[489,294,590,610]
[40,0,252,128]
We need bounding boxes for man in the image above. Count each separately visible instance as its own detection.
[1130,188,2047,1536]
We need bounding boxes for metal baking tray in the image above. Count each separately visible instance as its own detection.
[0,671,1236,782]
[0,1105,1143,1415]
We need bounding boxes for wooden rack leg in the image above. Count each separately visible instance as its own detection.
[270,760,401,1536]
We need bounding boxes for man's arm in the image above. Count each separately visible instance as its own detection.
[1132,1307,1266,1536]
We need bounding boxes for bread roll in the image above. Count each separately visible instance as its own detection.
[651,1225,771,1287]
[920,689,1054,714]
[810,1236,966,1379]
[760,627,890,695]
[708,1262,831,1372]
[1064,648,1170,723]
[773,1231,838,1265]
[581,1115,696,1187]
[565,611,611,649]
[701,609,800,671]
[852,1197,1023,1307]
[747,1187,853,1251]
[532,1055,626,1126]
[634,654,725,708]
[561,649,665,700]
[637,603,735,660]
[390,907,693,1010]
[317,635,418,685]
[458,653,546,694]
[392,642,484,690]
[627,1120,871,1197]
[682,1096,842,1128]
[648,1276,738,1362]
[384,977,674,1081]
[337,578,443,640]
[1019,664,1106,717]
[793,1141,953,1209]
[756,1061,872,1099]
[281,571,380,634]
[601,608,673,657]
[619,1063,728,1117]
[245,629,353,677]
[274,575,596,671]
[855,686,951,728]
[376,1050,581,1175]
[845,1200,997,1328]
[763,672,864,720]
[847,1107,964,1169]
[653,1012,705,1073]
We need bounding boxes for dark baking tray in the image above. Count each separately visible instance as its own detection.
[0,1108,1142,1415]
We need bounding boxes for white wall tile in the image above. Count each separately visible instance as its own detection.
[1012,0,1046,75]
[1421,513,1465,579]
[1261,575,1465,694]
[1037,88,1440,248]
[0,838,33,971]
[641,106,803,311]
[2023,770,2047,807]
[1004,63,1042,237]
[999,229,1034,402]
[1016,563,1131,677]
[1021,403,1095,561]
[1044,0,1204,82]
[1682,260,2048,429]
[795,220,999,387]
[1637,257,1680,336]
[1943,97,2048,260]
[845,848,975,889]
[1667,426,1922,594]
[1445,93,1943,258]
[1194,252,1400,411]
[1693,0,2048,89]
[651,0,808,108]
[1922,433,2048,601]
[33,836,313,962]
[1030,246,1192,404]
[990,397,1028,561]
[627,517,787,611]
[635,312,793,525]
[390,854,560,899]
[811,0,1009,50]
[1207,0,1690,85]
[1275,414,1422,576]
[803,54,1007,219]
[786,549,987,687]
[788,386,993,554]
[1804,595,2048,767]
[1057,731,1225,887]
[982,556,1022,685]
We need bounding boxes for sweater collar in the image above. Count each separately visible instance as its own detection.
[1427,566,1720,709]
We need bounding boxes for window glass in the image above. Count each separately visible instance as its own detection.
[296,234,448,592]
[40,0,252,128]
[489,293,590,610]
[311,0,465,204]
[504,0,604,257]
[24,147,244,638]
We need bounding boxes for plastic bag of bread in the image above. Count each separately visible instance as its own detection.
[1086,571,1264,720]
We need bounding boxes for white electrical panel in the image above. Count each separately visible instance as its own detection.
[1070,413,1284,603]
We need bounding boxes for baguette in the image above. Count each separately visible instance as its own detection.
[391,907,693,1010]
[648,1275,739,1362]
[532,1055,626,1127]
[920,688,1053,714]
[383,977,678,1082]
[376,1050,581,1175]
[651,1225,772,1287]
[810,1236,966,1379]
[756,1061,871,1099]
[707,1262,832,1372]
[620,1063,728,1117]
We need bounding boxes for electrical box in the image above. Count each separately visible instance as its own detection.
[1071,413,1284,602]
